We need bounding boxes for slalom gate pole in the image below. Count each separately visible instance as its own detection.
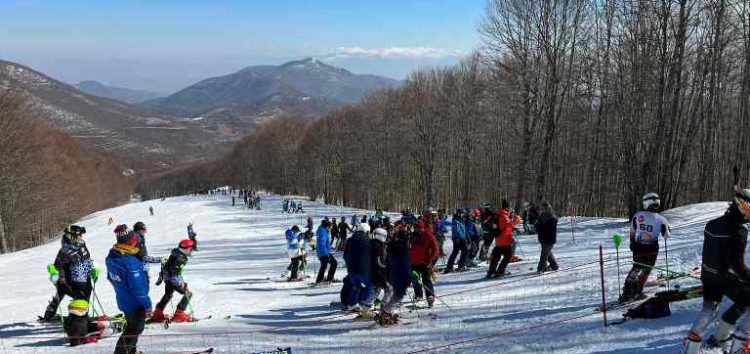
[615,247,621,298]
[598,245,607,327]
[664,237,670,289]
[632,261,699,280]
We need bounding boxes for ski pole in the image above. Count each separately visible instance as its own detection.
[632,262,699,280]
[664,237,670,289]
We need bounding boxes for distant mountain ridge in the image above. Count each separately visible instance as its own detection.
[143,58,401,135]
[0,60,220,171]
[74,80,162,104]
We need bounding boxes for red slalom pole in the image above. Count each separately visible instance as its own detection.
[599,244,608,327]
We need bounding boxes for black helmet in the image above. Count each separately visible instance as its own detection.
[133,221,147,231]
[65,225,85,236]
[291,225,300,232]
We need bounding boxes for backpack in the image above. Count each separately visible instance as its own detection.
[623,297,671,320]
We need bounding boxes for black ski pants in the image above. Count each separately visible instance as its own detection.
[411,264,435,299]
[445,237,468,271]
[114,309,146,354]
[487,245,513,276]
[155,281,191,312]
[316,255,338,283]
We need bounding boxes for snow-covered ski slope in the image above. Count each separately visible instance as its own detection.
[0,194,734,353]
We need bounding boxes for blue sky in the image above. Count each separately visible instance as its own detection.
[0,0,485,93]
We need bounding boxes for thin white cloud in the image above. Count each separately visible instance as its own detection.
[324,46,463,59]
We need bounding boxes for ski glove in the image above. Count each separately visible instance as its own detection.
[47,264,59,285]
[91,267,100,282]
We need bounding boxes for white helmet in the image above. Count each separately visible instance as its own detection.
[373,228,387,243]
[642,192,660,211]
[358,223,371,234]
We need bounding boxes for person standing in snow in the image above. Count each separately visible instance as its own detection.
[465,209,483,267]
[330,218,340,251]
[370,228,391,308]
[434,209,450,259]
[337,217,351,251]
[342,223,373,313]
[487,200,521,278]
[381,221,413,320]
[444,209,468,273]
[152,240,196,323]
[131,221,163,274]
[411,209,439,307]
[285,225,304,281]
[479,206,498,261]
[107,225,151,354]
[535,203,559,273]
[149,206,154,216]
[619,193,671,303]
[315,220,337,283]
[42,225,96,322]
[187,222,198,252]
[682,187,750,354]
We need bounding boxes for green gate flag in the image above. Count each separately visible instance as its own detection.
[613,234,623,249]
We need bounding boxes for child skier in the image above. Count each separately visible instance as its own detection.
[380,221,414,324]
[152,239,196,323]
[285,225,305,281]
[187,222,199,251]
[370,228,391,309]
[42,225,95,322]
[619,193,671,303]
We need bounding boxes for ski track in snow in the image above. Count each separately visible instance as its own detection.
[0,194,737,353]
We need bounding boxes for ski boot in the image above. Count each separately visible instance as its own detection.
[729,335,750,354]
[150,308,169,323]
[375,311,399,326]
[681,331,702,354]
[427,296,435,308]
[705,320,733,352]
[357,308,375,320]
[171,309,195,323]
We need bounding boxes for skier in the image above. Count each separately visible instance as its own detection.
[682,187,750,354]
[149,206,154,216]
[487,200,521,278]
[42,225,96,322]
[342,223,373,314]
[107,224,151,354]
[337,217,351,252]
[619,193,671,303]
[330,218,340,251]
[315,220,337,283]
[152,239,196,323]
[285,225,304,281]
[187,222,199,252]
[131,221,164,273]
[411,209,439,307]
[465,209,483,267]
[535,202,559,273]
[434,209,450,258]
[479,206,498,261]
[380,221,413,324]
[444,209,468,273]
[370,228,391,309]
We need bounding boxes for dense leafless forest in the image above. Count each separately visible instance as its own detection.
[145,0,750,217]
[0,92,131,253]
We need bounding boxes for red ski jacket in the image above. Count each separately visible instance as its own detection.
[410,217,439,266]
[494,209,520,247]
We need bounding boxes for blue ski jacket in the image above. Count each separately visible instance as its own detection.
[452,217,467,240]
[106,248,152,314]
[316,225,332,257]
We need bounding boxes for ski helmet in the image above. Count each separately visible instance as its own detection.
[373,228,387,243]
[179,239,195,250]
[64,225,85,244]
[291,225,300,232]
[642,192,660,211]
[133,221,146,232]
[358,223,371,234]
[734,187,750,220]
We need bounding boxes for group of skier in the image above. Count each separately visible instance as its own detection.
[41,221,200,354]
[239,189,261,209]
[282,199,304,213]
